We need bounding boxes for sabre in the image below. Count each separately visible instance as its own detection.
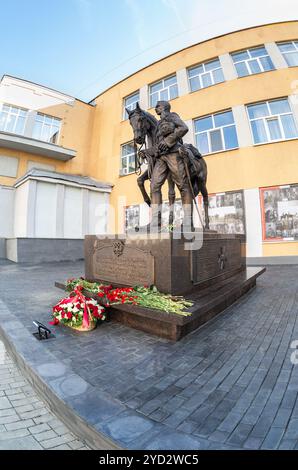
[179,147,205,229]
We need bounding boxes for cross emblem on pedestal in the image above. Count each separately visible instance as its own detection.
[218,247,227,270]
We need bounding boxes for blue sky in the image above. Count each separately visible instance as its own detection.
[0,0,297,101]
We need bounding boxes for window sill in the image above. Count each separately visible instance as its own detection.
[119,172,136,178]
[235,68,276,79]
[262,239,298,243]
[147,94,180,112]
[188,80,225,95]
[253,137,298,147]
[201,147,239,157]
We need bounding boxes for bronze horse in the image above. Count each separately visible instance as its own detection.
[126,102,210,229]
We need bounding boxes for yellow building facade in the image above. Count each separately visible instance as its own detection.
[0,21,298,263]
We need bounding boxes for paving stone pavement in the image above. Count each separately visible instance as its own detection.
[0,339,89,450]
[0,260,297,449]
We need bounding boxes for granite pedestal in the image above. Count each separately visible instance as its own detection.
[80,232,265,340]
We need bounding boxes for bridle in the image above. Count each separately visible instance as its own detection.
[133,111,148,177]
[133,139,146,176]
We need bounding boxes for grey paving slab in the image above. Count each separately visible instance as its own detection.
[0,339,88,450]
[0,261,297,449]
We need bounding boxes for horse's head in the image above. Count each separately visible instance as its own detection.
[126,102,151,145]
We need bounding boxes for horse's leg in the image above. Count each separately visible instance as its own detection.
[137,170,151,206]
[201,183,210,230]
[167,173,175,225]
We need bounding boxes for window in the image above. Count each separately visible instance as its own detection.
[188,58,224,92]
[0,104,28,135]
[247,98,298,144]
[125,205,140,232]
[120,142,135,175]
[149,75,178,108]
[201,191,245,234]
[231,46,274,77]
[123,91,140,120]
[32,113,61,143]
[260,185,298,241]
[277,41,298,67]
[194,110,239,155]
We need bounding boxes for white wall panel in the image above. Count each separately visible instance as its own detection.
[14,181,29,237]
[35,182,57,238]
[0,186,14,237]
[88,191,108,235]
[64,186,83,239]
[0,155,19,177]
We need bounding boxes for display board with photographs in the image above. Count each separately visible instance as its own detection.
[200,190,245,234]
[162,199,183,226]
[125,205,140,232]
[260,184,298,241]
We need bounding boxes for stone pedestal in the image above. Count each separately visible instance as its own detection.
[84,232,246,296]
[54,232,265,341]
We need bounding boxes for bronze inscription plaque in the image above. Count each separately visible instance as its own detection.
[92,241,155,286]
[192,238,242,285]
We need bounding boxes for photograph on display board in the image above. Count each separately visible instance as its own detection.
[200,190,245,234]
[125,204,140,232]
[260,184,298,241]
[162,199,183,227]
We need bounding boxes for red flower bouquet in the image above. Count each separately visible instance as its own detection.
[51,285,105,331]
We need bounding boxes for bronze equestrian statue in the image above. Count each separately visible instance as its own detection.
[126,100,210,230]
[126,102,176,225]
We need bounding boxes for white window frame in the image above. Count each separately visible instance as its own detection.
[231,46,274,76]
[149,75,178,108]
[0,103,28,135]
[277,40,298,66]
[194,110,239,156]
[246,98,298,145]
[33,113,61,144]
[187,58,224,91]
[123,91,140,120]
[120,142,135,176]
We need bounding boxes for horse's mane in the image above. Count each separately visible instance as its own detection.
[141,109,158,128]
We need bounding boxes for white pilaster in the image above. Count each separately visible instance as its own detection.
[232,105,253,148]
[139,85,149,110]
[27,179,37,237]
[219,53,237,81]
[24,110,37,138]
[265,42,288,70]
[56,184,65,238]
[244,188,263,257]
[177,68,189,97]
[288,95,298,126]
[183,120,195,145]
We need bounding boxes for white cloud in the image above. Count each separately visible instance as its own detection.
[161,0,186,29]
[187,0,298,32]
[124,0,147,49]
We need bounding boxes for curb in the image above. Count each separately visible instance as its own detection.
[0,299,204,450]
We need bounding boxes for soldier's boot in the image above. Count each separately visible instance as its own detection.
[150,191,162,232]
[181,191,195,233]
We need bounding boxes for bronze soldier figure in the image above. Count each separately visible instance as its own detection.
[127,101,210,231]
[150,100,194,229]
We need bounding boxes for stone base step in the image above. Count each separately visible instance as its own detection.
[55,266,265,341]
